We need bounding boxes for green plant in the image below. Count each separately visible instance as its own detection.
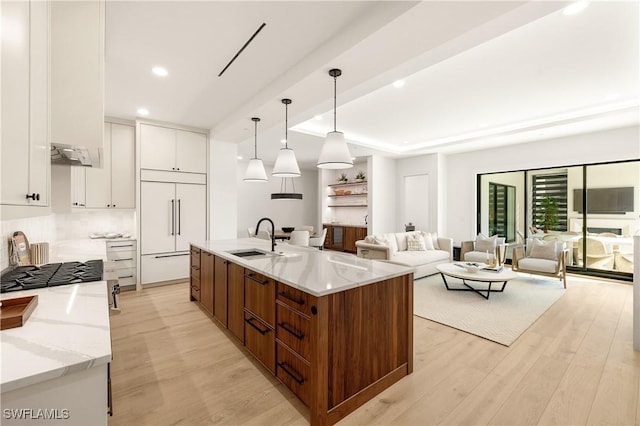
[538,195,559,232]
[338,173,348,183]
[355,171,366,180]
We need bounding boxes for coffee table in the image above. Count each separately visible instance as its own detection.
[436,263,518,300]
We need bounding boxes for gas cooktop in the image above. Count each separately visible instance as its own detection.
[1,260,103,293]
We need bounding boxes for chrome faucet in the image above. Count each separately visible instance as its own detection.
[255,217,276,252]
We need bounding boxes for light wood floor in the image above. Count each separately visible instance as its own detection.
[108,274,640,426]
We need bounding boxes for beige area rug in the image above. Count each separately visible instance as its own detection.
[414,273,566,346]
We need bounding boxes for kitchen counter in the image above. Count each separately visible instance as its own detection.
[191,238,414,296]
[1,281,112,393]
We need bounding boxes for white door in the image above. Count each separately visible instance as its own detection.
[140,124,175,171]
[85,123,112,208]
[176,130,207,173]
[175,183,206,252]
[1,1,30,205]
[141,181,176,255]
[110,123,135,208]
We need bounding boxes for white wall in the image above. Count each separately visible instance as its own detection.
[210,140,238,240]
[445,125,640,244]
[396,154,441,233]
[370,155,397,234]
[236,163,319,237]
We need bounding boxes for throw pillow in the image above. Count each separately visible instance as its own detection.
[422,233,435,250]
[364,235,376,244]
[475,233,498,253]
[529,238,558,261]
[419,231,439,250]
[383,233,399,255]
[407,233,427,251]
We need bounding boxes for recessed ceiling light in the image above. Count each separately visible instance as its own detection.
[137,108,149,116]
[152,66,168,77]
[392,80,405,88]
[314,115,323,120]
[237,155,243,160]
[563,0,589,16]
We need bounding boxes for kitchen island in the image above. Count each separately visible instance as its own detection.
[190,238,414,426]
[1,282,111,425]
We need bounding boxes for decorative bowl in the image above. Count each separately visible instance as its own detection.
[464,263,481,273]
[344,190,352,195]
[334,189,345,195]
[282,227,295,233]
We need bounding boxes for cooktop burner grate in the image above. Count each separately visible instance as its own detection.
[1,260,103,293]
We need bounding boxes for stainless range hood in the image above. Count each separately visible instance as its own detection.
[51,144,102,167]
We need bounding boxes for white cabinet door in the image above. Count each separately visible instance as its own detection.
[1,1,33,205]
[71,167,86,207]
[175,183,207,252]
[141,253,190,285]
[110,123,135,208]
[51,0,104,149]
[140,124,175,171]
[176,130,207,173]
[85,124,111,208]
[28,0,50,206]
[141,181,176,255]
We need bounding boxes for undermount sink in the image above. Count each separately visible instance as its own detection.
[226,248,280,260]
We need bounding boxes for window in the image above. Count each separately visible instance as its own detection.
[532,172,568,232]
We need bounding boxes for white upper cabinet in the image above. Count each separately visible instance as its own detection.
[85,122,135,209]
[1,0,50,207]
[50,0,104,151]
[140,124,207,174]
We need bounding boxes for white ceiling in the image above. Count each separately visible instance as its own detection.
[105,1,640,169]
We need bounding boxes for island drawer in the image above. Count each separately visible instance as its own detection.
[276,302,310,361]
[276,342,310,407]
[276,282,317,317]
[244,270,275,327]
[190,246,201,268]
[190,279,201,301]
[244,311,275,374]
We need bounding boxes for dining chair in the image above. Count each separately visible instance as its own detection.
[289,230,310,247]
[300,225,314,234]
[309,228,327,250]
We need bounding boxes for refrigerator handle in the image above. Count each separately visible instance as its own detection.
[177,199,181,235]
[171,199,175,236]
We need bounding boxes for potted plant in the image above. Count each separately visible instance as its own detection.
[538,195,559,233]
[355,171,366,182]
[338,173,348,184]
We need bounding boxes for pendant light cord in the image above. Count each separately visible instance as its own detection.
[285,102,289,148]
[254,119,258,158]
[333,74,337,132]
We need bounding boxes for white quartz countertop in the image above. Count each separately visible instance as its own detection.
[0,282,112,393]
[191,238,414,296]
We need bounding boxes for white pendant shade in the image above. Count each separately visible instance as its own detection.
[244,158,268,181]
[272,148,301,177]
[317,131,353,169]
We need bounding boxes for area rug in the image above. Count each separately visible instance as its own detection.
[413,273,565,346]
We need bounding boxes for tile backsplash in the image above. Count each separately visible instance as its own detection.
[1,210,136,270]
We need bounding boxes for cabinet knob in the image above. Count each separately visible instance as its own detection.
[26,193,40,201]
[113,204,116,207]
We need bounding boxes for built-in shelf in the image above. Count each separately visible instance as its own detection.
[328,204,368,208]
[328,193,367,197]
[328,181,367,188]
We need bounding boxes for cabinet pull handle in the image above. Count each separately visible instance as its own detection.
[154,253,189,258]
[245,317,269,335]
[118,275,134,279]
[170,199,175,236]
[191,266,200,271]
[26,193,40,201]
[245,274,269,285]
[114,258,133,262]
[177,199,181,235]
[278,362,304,385]
[278,291,304,305]
[278,322,304,340]
[110,244,133,248]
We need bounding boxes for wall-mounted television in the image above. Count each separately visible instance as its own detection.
[573,187,634,214]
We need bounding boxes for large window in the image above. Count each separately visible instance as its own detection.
[531,172,568,232]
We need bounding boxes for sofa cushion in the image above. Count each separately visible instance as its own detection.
[420,231,440,250]
[464,251,496,264]
[475,234,497,252]
[383,233,399,254]
[529,239,558,261]
[407,233,427,251]
[391,249,449,267]
[395,232,410,251]
[518,257,558,273]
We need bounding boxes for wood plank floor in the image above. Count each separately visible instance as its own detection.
[108,274,640,426]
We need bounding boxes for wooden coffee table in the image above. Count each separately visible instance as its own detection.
[436,263,518,300]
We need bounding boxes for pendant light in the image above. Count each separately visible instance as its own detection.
[243,117,268,182]
[317,68,353,169]
[271,177,303,200]
[272,99,301,177]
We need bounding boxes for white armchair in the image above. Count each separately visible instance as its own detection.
[512,238,568,288]
[460,234,507,265]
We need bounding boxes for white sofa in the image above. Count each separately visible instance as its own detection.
[355,231,453,279]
